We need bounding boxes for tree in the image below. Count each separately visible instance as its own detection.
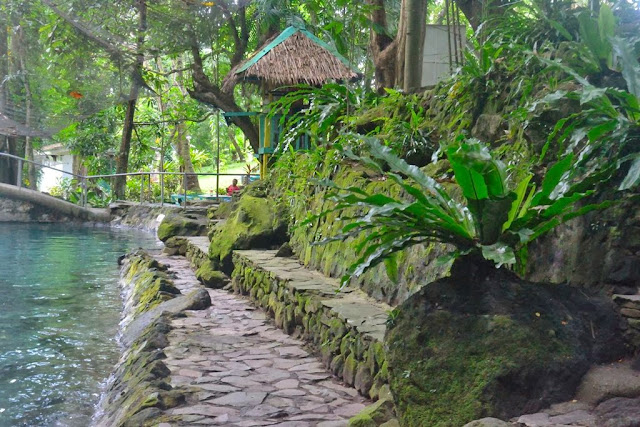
[114,0,147,199]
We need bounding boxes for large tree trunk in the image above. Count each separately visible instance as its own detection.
[228,127,245,162]
[114,96,138,199]
[455,0,507,31]
[175,122,201,192]
[114,0,146,199]
[368,0,399,90]
[188,42,260,152]
[403,0,427,92]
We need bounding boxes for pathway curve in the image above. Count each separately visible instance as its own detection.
[155,253,368,427]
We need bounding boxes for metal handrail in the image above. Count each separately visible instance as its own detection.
[0,151,259,209]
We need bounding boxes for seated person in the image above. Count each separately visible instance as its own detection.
[227,179,241,196]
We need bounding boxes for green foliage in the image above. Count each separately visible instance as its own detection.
[536,33,640,190]
[309,136,615,286]
[268,83,363,150]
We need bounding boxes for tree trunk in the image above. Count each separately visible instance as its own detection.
[227,126,245,162]
[188,42,260,152]
[175,122,200,192]
[114,0,146,199]
[454,0,507,31]
[403,0,427,92]
[368,0,399,90]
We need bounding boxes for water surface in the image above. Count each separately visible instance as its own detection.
[0,223,159,427]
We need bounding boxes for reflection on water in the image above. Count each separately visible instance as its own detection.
[0,224,159,427]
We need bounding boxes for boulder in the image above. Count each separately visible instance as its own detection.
[208,195,288,274]
[471,114,505,143]
[157,212,208,242]
[386,257,628,426]
[195,261,228,289]
[595,396,640,427]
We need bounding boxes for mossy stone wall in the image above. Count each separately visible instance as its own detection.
[270,152,451,306]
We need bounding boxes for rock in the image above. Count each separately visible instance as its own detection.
[276,242,294,257]
[122,289,211,347]
[348,398,395,427]
[462,418,512,427]
[208,195,288,274]
[471,113,505,143]
[209,391,267,407]
[195,261,228,288]
[157,212,208,242]
[386,256,628,426]
[575,361,640,404]
[595,396,640,427]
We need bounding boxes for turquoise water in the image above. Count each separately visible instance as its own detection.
[0,224,159,427]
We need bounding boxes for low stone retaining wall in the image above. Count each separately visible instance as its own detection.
[231,249,392,401]
[95,250,210,427]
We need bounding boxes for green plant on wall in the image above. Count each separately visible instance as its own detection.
[309,136,616,287]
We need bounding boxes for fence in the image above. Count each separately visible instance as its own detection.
[0,152,259,208]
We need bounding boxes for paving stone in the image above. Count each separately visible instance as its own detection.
[244,404,287,418]
[274,379,300,389]
[333,403,367,417]
[139,252,367,426]
[220,376,261,388]
[171,404,239,417]
[209,391,267,407]
[272,388,308,397]
[265,396,295,408]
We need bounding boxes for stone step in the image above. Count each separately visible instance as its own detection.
[231,249,392,400]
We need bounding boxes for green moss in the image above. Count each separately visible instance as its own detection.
[348,397,396,427]
[387,309,573,426]
[195,261,228,289]
[208,195,288,273]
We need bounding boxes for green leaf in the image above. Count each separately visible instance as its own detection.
[578,10,610,60]
[620,155,640,191]
[598,5,616,63]
[531,155,573,206]
[384,254,399,283]
[611,37,640,100]
[503,174,532,232]
[481,243,516,267]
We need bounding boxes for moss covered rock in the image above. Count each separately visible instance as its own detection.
[208,195,288,273]
[386,257,628,426]
[157,212,208,242]
[348,397,396,427]
[195,260,228,288]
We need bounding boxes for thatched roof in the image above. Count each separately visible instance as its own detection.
[236,26,359,88]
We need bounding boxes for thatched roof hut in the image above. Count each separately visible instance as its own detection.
[236,26,359,89]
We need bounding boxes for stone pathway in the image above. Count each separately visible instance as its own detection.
[154,253,368,426]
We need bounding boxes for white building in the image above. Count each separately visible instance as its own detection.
[422,25,466,87]
[34,143,75,193]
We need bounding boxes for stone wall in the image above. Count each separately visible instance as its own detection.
[231,250,391,401]
[96,250,210,427]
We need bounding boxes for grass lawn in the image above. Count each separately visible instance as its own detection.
[196,162,252,194]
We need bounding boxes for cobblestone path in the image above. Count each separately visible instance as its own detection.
[155,253,368,426]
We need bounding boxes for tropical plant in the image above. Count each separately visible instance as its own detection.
[268,83,363,151]
[309,136,616,287]
[535,32,640,191]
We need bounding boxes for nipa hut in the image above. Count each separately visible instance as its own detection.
[231,25,359,176]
